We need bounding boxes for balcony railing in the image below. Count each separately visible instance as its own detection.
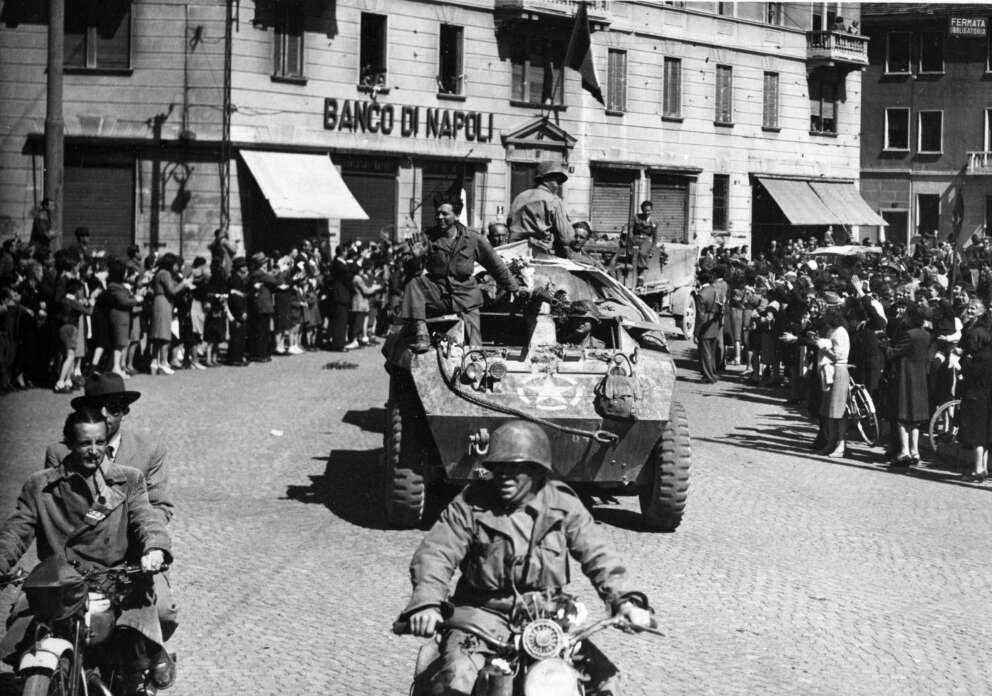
[967,152,992,174]
[494,0,611,24]
[806,30,869,68]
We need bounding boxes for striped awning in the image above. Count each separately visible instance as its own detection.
[757,177,886,226]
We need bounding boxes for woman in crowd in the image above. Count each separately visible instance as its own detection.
[106,258,140,379]
[13,261,45,388]
[350,258,383,348]
[957,327,992,482]
[202,260,229,366]
[88,257,112,373]
[815,306,851,457]
[885,303,931,466]
[54,277,90,392]
[150,253,190,375]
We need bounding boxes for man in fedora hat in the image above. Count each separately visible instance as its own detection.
[44,372,178,647]
[507,160,575,257]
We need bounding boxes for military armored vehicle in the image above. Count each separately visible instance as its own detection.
[382,243,691,532]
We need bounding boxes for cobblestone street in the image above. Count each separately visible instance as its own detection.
[1,335,990,696]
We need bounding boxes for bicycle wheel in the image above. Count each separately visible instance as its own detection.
[928,399,961,454]
[848,385,879,446]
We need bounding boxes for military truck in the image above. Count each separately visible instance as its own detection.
[382,243,691,532]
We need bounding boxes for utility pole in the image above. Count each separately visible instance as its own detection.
[45,0,65,247]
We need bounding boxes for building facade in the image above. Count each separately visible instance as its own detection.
[1,0,877,258]
[861,3,992,250]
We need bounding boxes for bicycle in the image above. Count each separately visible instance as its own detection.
[845,374,879,446]
[928,398,960,454]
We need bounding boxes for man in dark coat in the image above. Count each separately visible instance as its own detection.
[328,246,354,351]
[400,201,520,352]
[247,252,279,361]
[398,421,653,696]
[227,257,249,365]
[694,270,722,383]
[0,409,172,693]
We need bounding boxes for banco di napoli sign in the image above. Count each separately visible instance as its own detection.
[323,98,495,142]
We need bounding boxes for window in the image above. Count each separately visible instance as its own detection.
[437,24,464,96]
[715,65,733,125]
[884,108,910,150]
[712,174,730,231]
[272,2,304,80]
[917,194,939,237]
[766,2,783,25]
[918,111,943,153]
[809,76,838,134]
[919,31,944,73]
[886,32,911,73]
[511,40,564,107]
[762,72,779,129]
[663,57,682,118]
[607,49,627,114]
[359,13,387,88]
[64,4,131,70]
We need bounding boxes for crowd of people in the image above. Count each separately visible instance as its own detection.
[693,232,992,482]
[0,222,416,395]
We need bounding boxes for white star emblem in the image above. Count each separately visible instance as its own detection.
[516,374,582,411]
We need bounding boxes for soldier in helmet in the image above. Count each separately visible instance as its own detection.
[398,420,654,696]
[506,161,575,257]
[558,299,607,348]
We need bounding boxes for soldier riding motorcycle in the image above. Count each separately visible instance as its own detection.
[394,420,657,695]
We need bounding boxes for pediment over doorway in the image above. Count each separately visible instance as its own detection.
[501,117,576,150]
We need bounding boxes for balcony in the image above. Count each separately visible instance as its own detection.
[806,30,869,70]
[967,152,992,175]
[494,0,611,29]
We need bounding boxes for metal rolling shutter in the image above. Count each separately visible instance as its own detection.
[591,169,634,235]
[63,164,134,256]
[650,175,689,243]
[340,171,396,242]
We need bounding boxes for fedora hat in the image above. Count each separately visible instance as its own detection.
[536,161,569,182]
[70,373,141,410]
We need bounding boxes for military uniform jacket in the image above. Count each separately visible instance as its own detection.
[421,223,519,312]
[402,480,631,619]
[695,284,722,340]
[506,185,574,255]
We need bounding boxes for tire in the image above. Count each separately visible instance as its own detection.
[639,401,691,532]
[847,385,879,446]
[22,656,71,696]
[383,401,426,529]
[928,399,961,454]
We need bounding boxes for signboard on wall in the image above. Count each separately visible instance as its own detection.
[949,17,986,36]
[323,98,495,143]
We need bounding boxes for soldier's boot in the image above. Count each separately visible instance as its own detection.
[409,320,431,353]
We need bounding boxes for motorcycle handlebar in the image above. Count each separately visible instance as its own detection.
[393,620,513,650]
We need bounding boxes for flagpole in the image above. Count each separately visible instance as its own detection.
[547,0,585,123]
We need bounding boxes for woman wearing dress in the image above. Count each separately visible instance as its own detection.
[885,304,932,467]
[150,253,192,375]
[816,307,851,457]
[957,327,992,482]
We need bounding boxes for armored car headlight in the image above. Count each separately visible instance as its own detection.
[488,360,507,381]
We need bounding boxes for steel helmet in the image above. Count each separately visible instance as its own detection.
[483,420,553,471]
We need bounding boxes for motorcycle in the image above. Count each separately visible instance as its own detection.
[393,591,662,696]
[0,560,170,696]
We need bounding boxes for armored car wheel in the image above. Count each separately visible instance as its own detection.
[639,401,691,532]
[383,400,427,529]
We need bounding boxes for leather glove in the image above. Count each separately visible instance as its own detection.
[618,601,654,628]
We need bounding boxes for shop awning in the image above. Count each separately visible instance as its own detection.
[240,150,368,220]
[756,176,886,226]
[756,176,837,225]
[809,181,888,226]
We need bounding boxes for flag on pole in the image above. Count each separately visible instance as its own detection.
[564,2,604,105]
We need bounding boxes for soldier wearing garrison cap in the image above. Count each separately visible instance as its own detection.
[506,160,575,257]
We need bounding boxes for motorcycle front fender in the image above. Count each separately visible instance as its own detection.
[18,637,74,674]
[523,658,581,696]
